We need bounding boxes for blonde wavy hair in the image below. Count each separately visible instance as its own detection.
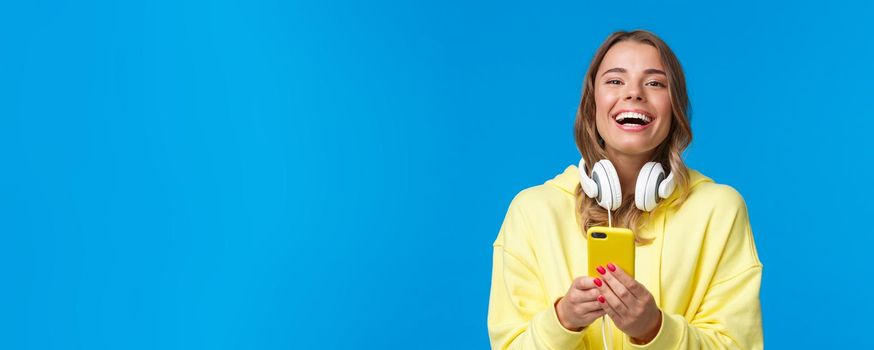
[574,30,693,244]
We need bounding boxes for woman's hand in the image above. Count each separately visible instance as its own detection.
[555,276,607,331]
[594,263,662,344]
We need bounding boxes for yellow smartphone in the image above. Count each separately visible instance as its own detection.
[587,226,635,278]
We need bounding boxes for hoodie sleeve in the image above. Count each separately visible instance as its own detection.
[625,265,763,350]
[487,193,589,350]
[626,187,764,350]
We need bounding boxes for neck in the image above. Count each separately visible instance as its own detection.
[604,148,654,198]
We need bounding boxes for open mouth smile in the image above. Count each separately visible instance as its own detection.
[612,110,654,132]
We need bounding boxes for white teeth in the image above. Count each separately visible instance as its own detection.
[615,112,651,124]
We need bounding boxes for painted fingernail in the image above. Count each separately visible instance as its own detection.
[593,278,602,287]
[607,263,616,272]
[596,266,606,275]
[598,295,606,303]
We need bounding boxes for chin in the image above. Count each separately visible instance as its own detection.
[609,141,660,156]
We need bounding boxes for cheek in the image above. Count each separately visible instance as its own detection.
[594,90,618,120]
[654,113,672,144]
[653,94,672,130]
[658,117,671,137]
[654,94,672,118]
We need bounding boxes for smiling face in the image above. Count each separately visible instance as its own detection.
[594,41,673,158]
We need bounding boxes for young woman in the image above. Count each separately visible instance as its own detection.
[487,30,763,349]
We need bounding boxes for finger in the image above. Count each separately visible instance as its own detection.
[597,281,630,317]
[573,276,602,291]
[583,286,603,302]
[568,287,602,304]
[567,291,589,304]
[581,307,606,320]
[597,293,624,323]
[599,266,637,310]
[574,300,605,315]
[606,262,646,298]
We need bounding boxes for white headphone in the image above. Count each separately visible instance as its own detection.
[578,157,676,212]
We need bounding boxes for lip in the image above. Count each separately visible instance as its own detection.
[612,109,655,133]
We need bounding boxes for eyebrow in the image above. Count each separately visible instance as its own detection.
[601,67,666,76]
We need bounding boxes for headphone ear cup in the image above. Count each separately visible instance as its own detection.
[578,158,599,198]
[593,160,622,211]
[635,162,656,211]
[658,170,676,199]
[635,162,665,211]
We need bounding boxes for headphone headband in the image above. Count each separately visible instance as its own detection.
[578,156,675,212]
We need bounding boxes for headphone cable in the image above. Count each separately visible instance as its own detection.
[602,207,613,350]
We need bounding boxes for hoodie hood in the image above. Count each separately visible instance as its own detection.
[545,164,713,208]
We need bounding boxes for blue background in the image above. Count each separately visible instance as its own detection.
[1,0,871,348]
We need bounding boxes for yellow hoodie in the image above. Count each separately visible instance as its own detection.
[487,165,763,349]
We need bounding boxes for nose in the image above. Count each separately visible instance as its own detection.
[624,86,645,102]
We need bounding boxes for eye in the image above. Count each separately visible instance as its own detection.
[606,79,622,85]
[646,81,666,87]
